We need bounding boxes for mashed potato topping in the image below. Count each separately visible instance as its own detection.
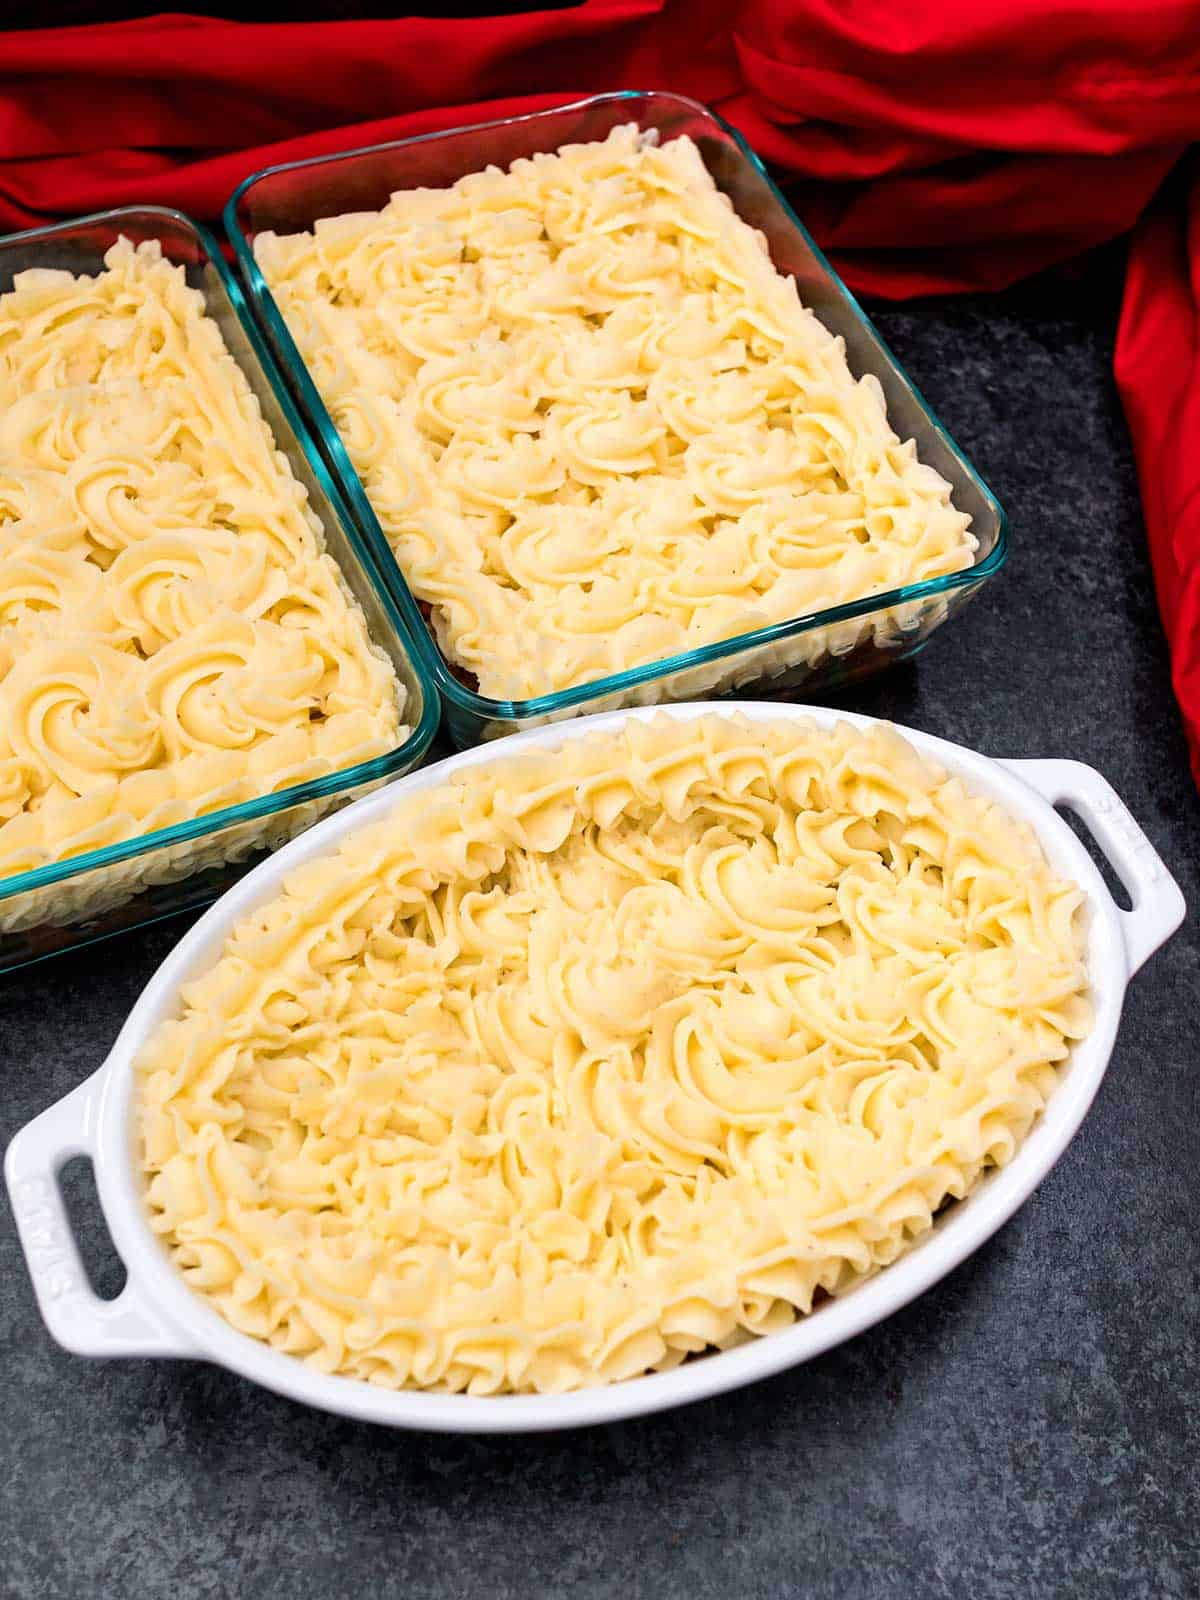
[0,239,405,884]
[256,127,976,701]
[138,716,1090,1395]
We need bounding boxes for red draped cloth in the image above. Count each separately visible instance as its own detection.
[3,2,1200,775]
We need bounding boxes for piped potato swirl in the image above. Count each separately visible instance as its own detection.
[0,239,405,883]
[138,716,1091,1395]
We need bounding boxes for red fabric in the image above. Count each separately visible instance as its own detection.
[2,2,1200,771]
[1116,163,1200,786]
[3,3,1199,295]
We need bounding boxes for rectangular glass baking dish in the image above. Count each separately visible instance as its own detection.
[0,207,438,972]
[227,90,1007,748]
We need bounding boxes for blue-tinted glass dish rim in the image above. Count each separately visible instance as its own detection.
[0,204,440,908]
[225,89,1008,722]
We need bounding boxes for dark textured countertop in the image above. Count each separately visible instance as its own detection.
[2,259,1197,1600]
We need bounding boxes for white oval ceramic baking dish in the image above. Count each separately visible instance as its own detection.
[5,703,1185,1432]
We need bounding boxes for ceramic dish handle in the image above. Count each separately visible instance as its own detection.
[4,1073,198,1360]
[1001,759,1185,976]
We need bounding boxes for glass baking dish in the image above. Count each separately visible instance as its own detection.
[0,207,438,972]
[227,91,1007,747]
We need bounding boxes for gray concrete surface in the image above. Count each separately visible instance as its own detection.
[1,258,1197,1599]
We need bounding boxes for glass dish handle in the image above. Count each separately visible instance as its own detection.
[1000,758,1185,977]
[4,1073,198,1360]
